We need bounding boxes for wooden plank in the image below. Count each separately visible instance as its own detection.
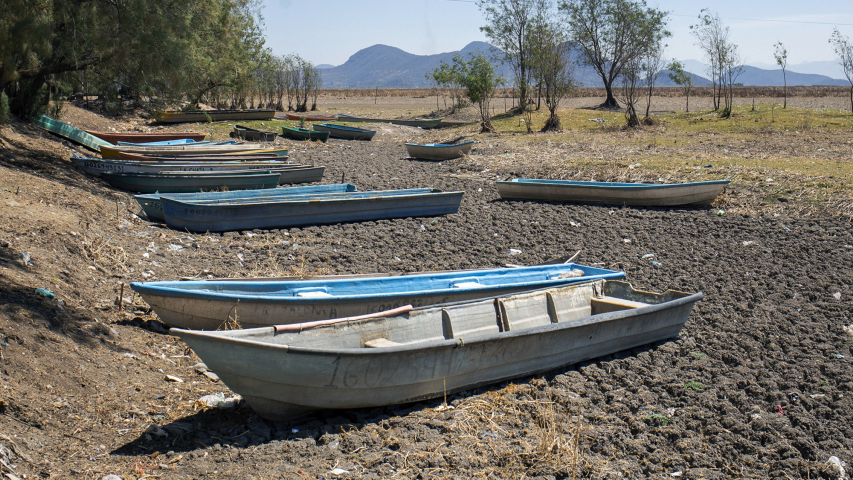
[364,337,402,348]
[591,296,649,314]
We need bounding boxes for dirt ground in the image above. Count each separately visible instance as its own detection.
[0,97,852,480]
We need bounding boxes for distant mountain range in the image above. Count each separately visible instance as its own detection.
[319,43,848,88]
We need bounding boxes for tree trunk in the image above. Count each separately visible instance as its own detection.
[783,71,787,108]
[601,81,619,109]
[686,93,689,113]
[541,112,561,132]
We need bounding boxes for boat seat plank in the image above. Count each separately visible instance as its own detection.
[499,291,553,331]
[364,337,402,348]
[441,303,500,339]
[547,282,599,322]
[591,296,649,314]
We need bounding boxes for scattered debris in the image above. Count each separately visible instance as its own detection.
[197,393,241,408]
[35,287,55,299]
[509,248,522,255]
[164,375,184,383]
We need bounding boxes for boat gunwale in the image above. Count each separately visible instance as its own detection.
[173,289,703,356]
[404,141,476,148]
[499,179,732,190]
[130,264,625,303]
[159,188,458,207]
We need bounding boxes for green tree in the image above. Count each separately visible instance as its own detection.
[477,0,545,113]
[773,41,788,108]
[427,56,468,112]
[829,29,853,113]
[529,17,574,131]
[559,0,669,109]
[691,9,742,116]
[455,53,503,133]
[666,60,694,112]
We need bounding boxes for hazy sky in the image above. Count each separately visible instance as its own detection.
[261,0,853,68]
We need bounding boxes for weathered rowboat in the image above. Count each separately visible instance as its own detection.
[85,131,205,144]
[160,165,324,186]
[233,125,277,142]
[496,179,732,207]
[100,171,280,194]
[160,188,463,233]
[312,123,376,140]
[100,144,281,159]
[337,114,443,129]
[72,156,295,176]
[131,263,623,330]
[283,113,337,122]
[116,152,288,161]
[280,126,330,142]
[135,184,357,221]
[172,279,700,420]
[32,115,113,152]
[405,141,475,161]
[154,109,275,124]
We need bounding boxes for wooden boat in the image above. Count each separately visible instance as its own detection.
[72,156,295,176]
[160,187,463,233]
[99,171,280,194]
[283,113,337,122]
[100,144,280,159]
[280,126,330,142]
[496,179,732,207]
[233,125,277,142]
[337,114,443,129]
[172,279,700,420]
[312,123,376,141]
[116,152,288,161]
[162,165,323,186]
[405,141,475,161]
[154,109,275,124]
[85,131,205,144]
[32,115,113,152]
[135,184,357,221]
[131,263,623,330]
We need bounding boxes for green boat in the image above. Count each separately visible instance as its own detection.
[280,126,330,143]
[233,125,277,142]
[336,114,443,129]
[32,115,114,152]
[99,171,281,193]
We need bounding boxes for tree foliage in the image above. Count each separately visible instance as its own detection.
[691,9,742,116]
[829,29,853,113]
[0,0,272,117]
[528,15,574,131]
[456,53,504,133]
[666,60,693,112]
[427,56,469,112]
[559,0,669,109]
[477,0,545,112]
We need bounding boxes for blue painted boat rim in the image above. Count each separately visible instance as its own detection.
[130,263,626,303]
[160,188,459,207]
[405,141,475,148]
[134,184,358,203]
[501,179,732,189]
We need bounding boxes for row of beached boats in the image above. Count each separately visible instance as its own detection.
[33,112,718,422]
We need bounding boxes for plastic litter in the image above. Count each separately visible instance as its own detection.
[833,292,842,300]
[167,244,183,251]
[641,253,654,259]
[144,424,167,437]
[330,468,350,475]
[198,393,241,408]
[652,261,662,266]
[509,248,522,255]
[827,456,846,479]
[35,288,55,299]
[164,375,184,383]
[716,210,725,216]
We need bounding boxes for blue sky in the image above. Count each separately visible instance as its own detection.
[261,0,853,69]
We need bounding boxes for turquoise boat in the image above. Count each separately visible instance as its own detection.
[281,126,330,142]
[135,183,357,221]
[131,262,626,330]
[32,115,113,152]
[312,123,376,140]
[160,188,463,233]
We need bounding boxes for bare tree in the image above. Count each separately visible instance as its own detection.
[642,42,665,118]
[618,54,643,127]
[773,41,788,108]
[829,28,853,113]
[691,9,741,116]
[666,60,693,112]
[559,0,669,109]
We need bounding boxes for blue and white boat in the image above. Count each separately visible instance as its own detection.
[116,139,211,146]
[312,123,376,140]
[160,188,464,232]
[131,263,626,330]
[496,178,732,207]
[135,183,357,221]
[405,141,475,161]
